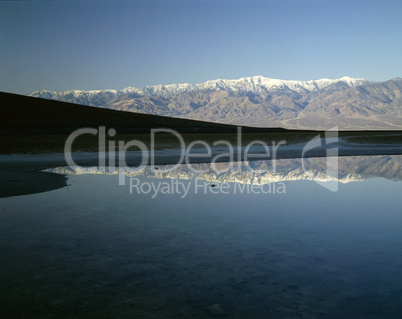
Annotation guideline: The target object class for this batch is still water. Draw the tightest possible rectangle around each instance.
[1,156,402,318]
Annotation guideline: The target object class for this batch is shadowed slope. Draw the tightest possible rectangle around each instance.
[0,92,290,134]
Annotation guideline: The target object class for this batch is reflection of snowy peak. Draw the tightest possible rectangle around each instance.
[45,155,402,185]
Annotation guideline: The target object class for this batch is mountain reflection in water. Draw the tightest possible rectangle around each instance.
[45,155,402,184]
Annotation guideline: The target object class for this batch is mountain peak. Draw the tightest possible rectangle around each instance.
[27,76,400,130]
[28,75,374,107]
[30,75,372,99]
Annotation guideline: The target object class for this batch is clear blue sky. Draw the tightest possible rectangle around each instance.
[1,0,402,94]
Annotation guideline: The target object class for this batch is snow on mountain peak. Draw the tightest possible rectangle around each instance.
[29,76,372,101]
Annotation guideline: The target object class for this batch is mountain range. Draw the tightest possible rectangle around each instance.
[29,76,402,130]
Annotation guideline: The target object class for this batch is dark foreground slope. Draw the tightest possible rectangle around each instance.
[0,92,291,134]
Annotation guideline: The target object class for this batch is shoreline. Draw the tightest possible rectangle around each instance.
[1,142,402,198]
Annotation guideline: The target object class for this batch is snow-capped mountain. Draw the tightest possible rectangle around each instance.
[29,76,402,130]
[30,76,370,102]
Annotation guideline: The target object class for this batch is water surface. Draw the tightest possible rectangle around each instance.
[1,156,402,318]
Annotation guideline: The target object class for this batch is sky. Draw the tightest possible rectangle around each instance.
[1,0,402,95]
